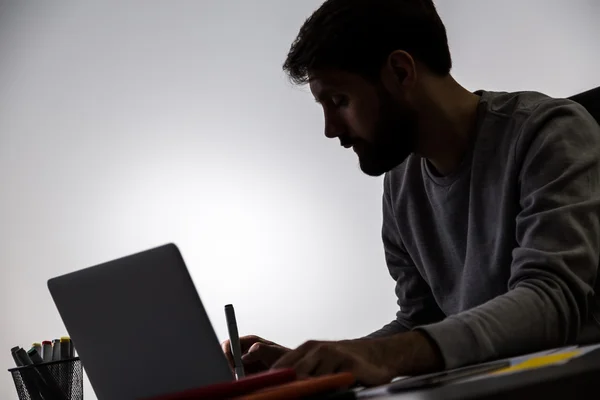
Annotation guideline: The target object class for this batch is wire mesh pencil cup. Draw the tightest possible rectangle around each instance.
[8,357,83,400]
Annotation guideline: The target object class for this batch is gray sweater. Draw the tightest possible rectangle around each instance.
[369,90,600,369]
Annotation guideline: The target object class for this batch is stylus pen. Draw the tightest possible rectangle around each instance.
[225,304,246,379]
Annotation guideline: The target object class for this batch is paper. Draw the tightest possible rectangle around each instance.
[462,343,600,382]
[490,351,581,375]
[357,343,600,395]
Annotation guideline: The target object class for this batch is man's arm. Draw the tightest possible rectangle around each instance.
[366,172,446,338]
[418,99,600,369]
[270,173,446,383]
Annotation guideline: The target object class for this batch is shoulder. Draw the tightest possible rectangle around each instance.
[479,89,599,145]
[478,89,582,118]
[477,89,600,167]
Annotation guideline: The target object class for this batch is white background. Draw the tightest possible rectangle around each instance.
[1,0,599,398]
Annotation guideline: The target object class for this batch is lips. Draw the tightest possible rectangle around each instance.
[340,139,353,149]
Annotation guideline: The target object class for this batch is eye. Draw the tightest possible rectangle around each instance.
[331,95,349,108]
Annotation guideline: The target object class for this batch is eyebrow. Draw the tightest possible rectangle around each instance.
[312,86,339,104]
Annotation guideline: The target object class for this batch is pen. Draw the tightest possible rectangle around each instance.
[225,304,245,379]
[60,336,73,396]
[11,346,23,367]
[42,341,53,362]
[32,343,42,356]
[27,347,69,400]
[13,347,45,400]
[15,347,34,366]
[52,339,61,361]
[11,347,42,400]
[60,337,72,360]
[28,348,45,364]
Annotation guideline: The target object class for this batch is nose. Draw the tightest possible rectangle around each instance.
[324,112,342,139]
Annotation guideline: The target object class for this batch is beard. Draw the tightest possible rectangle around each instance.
[354,90,419,177]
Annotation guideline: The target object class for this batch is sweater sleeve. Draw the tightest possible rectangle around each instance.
[366,173,446,338]
[418,99,600,368]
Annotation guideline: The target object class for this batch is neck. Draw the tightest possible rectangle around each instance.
[415,75,481,176]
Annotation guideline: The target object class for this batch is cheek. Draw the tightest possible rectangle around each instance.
[345,107,377,141]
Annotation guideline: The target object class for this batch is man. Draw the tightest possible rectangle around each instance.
[222,0,600,387]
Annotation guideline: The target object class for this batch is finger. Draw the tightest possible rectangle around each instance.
[238,335,264,353]
[241,342,265,362]
[225,335,264,359]
[223,337,263,367]
[271,340,319,370]
[271,348,306,370]
[221,340,235,367]
[293,351,322,378]
[243,343,287,367]
[295,345,342,378]
[312,353,343,377]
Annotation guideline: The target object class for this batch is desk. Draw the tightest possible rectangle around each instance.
[368,345,600,399]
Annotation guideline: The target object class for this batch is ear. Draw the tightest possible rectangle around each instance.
[380,50,417,93]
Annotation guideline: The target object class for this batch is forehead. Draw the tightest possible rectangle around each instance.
[308,70,364,97]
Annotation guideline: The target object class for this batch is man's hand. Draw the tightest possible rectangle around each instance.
[221,335,291,375]
[270,331,444,387]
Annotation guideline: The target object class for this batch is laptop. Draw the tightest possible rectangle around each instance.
[47,243,233,400]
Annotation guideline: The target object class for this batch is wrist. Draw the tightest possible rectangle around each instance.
[376,330,445,377]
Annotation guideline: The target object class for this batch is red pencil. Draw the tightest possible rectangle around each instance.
[231,372,356,400]
[142,368,297,400]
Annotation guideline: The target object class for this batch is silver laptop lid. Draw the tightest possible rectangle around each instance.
[48,243,232,400]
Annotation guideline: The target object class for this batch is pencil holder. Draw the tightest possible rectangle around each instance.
[8,357,83,400]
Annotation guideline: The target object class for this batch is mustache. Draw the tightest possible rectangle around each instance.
[339,136,354,147]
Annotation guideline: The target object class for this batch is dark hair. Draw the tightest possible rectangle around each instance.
[283,0,451,85]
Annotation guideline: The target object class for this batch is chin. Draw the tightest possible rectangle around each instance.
[358,153,411,177]
[358,160,389,177]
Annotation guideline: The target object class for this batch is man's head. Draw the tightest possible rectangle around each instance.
[283,0,451,176]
